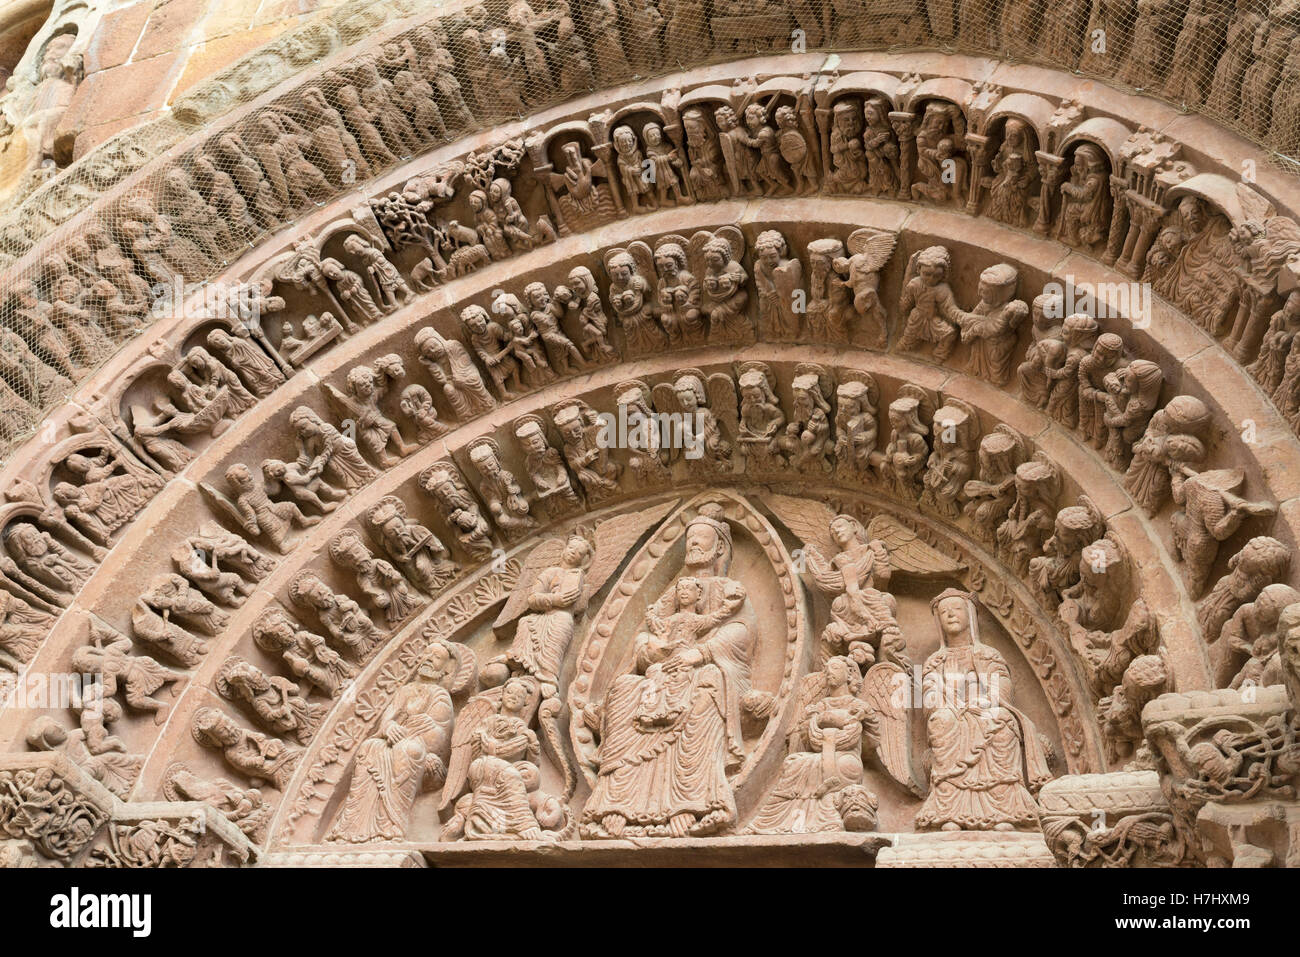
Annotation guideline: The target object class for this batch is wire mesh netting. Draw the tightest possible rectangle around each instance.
[0,0,1295,457]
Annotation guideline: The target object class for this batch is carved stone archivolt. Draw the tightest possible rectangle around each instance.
[1,33,1300,866]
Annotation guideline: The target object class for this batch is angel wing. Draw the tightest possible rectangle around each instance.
[651,381,683,462]
[492,538,567,631]
[198,481,256,536]
[845,227,898,274]
[788,669,828,749]
[762,492,837,556]
[584,499,679,604]
[439,691,500,809]
[860,661,925,797]
[865,514,965,577]
[715,225,745,261]
[897,383,935,426]
[706,372,739,439]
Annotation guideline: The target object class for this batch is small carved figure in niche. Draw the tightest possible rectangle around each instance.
[329,529,422,624]
[962,425,1026,542]
[1101,359,1164,470]
[714,104,761,196]
[252,607,356,698]
[984,119,1037,227]
[550,140,618,231]
[953,264,1029,385]
[70,626,183,729]
[643,122,691,206]
[522,282,586,375]
[753,230,804,340]
[1029,499,1106,607]
[651,237,705,345]
[49,450,163,549]
[179,345,258,422]
[615,380,671,481]
[613,125,656,215]
[559,266,617,362]
[320,257,383,329]
[695,228,751,344]
[1199,536,1293,648]
[921,402,979,518]
[495,295,551,387]
[827,101,868,194]
[420,463,494,561]
[206,326,285,399]
[289,405,379,492]
[1046,314,1099,430]
[736,364,787,468]
[776,366,834,473]
[191,708,300,790]
[745,103,794,194]
[1124,395,1210,514]
[461,304,524,401]
[326,642,468,843]
[834,376,881,479]
[441,676,572,841]
[173,523,271,605]
[682,106,727,202]
[467,440,535,538]
[1066,329,1121,446]
[897,245,962,360]
[327,356,417,468]
[656,370,736,473]
[882,394,931,498]
[912,590,1051,832]
[131,574,223,667]
[2,523,94,601]
[1172,471,1277,598]
[829,227,897,347]
[199,462,320,554]
[1055,144,1110,249]
[367,496,458,595]
[341,234,413,313]
[553,400,621,500]
[215,656,321,745]
[603,245,665,355]
[398,384,448,444]
[515,417,581,517]
[775,104,818,194]
[996,459,1060,577]
[289,571,383,658]
[748,656,880,834]
[413,326,496,421]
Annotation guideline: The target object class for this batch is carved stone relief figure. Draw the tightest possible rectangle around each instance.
[922,400,979,518]
[962,425,1026,542]
[1046,314,1099,430]
[252,606,357,698]
[694,227,751,344]
[1029,498,1106,608]
[191,708,301,791]
[69,625,183,734]
[996,458,1061,576]
[552,400,622,501]
[419,463,495,561]
[911,590,1052,831]
[681,106,727,202]
[1101,359,1164,470]
[161,765,272,842]
[173,521,272,605]
[206,326,286,399]
[603,244,666,357]
[52,448,164,546]
[2,523,94,603]
[748,656,880,834]
[1124,395,1210,514]
[199,462,321,555]
[898,245,962,360]
[467,438,535,539]
[736,362,786,469]
[651,236,705,346]
[413,326,496,421]
[515,415,581,518]
[882,391,932,498]
[1055,144,1111,250]
[366,496,459,596]
[325,356,417,468]
[580,504,754,838]
[215,655,322,744]
[521,282,585,377]
[288,571,382,659]
[0,589,51,666]
[833,374,881,480]
[614,379,671,482]
[558,265,617,362]
[1172,473,1277,597]
[776,365,834,473]
[461,303,523,401]
[1198,536,1292,643]
[442,675,572,841]
[753,229,804,340]
[326,641,468,843]
[289,405,379,493]
[826,100,868,194]
[329,529,422,624]
[953,263,1028,385]
[653,370,737,474]
[131,574,224,668]
[714,104,761,196]
[984,119,1037,227]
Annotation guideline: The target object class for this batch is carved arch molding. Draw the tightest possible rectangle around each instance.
[0,50,1298,869]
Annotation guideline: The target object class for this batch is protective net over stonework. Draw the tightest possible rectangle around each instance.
[0,0,1294,457]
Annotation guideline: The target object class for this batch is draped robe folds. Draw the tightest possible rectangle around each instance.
[583,577,753,827]
[1152,218,1238,334]
[328,683,452,842]
[508,565,584,686]
[913,645,1050,831]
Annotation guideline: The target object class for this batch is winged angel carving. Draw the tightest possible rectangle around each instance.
[765,496,1051,830]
